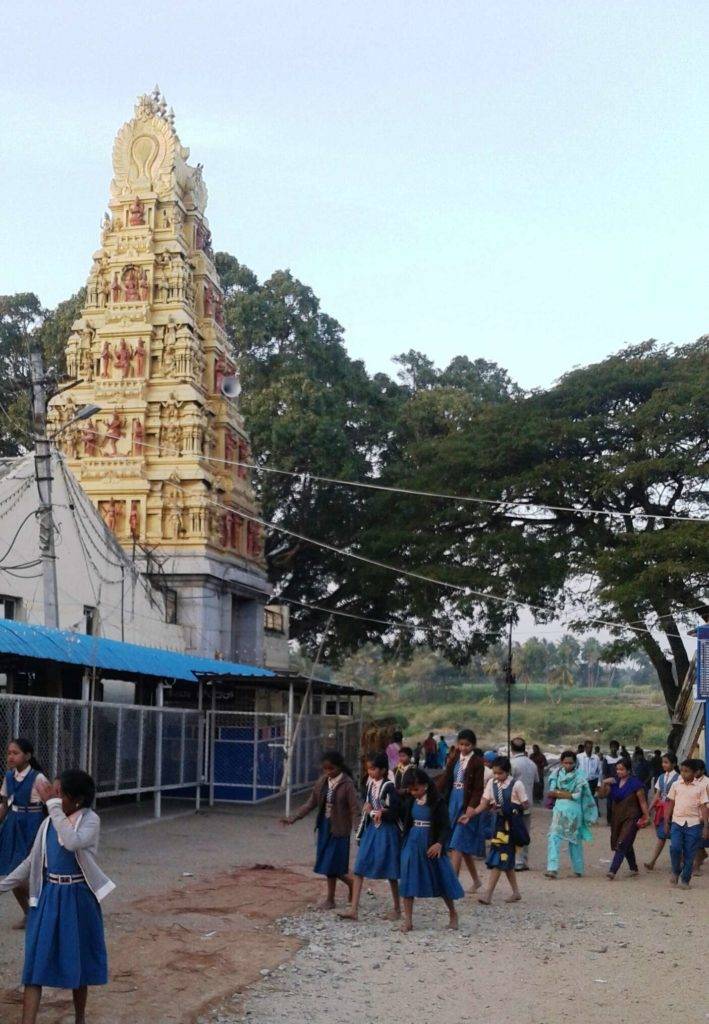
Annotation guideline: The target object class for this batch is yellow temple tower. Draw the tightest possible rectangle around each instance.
[50,87,270,662]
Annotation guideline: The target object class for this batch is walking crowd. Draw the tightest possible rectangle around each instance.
[283,731,709,931]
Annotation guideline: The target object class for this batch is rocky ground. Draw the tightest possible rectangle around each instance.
[0,800,705,1024]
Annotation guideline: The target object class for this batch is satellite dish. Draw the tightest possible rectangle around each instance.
[221,375,242,399]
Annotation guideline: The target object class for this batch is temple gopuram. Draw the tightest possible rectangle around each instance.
[49,88,270,663]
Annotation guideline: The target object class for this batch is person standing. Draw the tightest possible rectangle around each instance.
[470,756,529,905]
[644,752,679,871]
[394,747,416,796]
[602,740,622,824]
[577,740,602,801]
[282,751,359,909]
[423,733,437,770]
[510,737,538,871]
[545,751,598,878]
[664,759,709,889]
[631,747,653,794]
[437,730,485,892]
[437,735,449,769]
[530,744,548,803]
[385,731,403,773]
[597,756,650,880]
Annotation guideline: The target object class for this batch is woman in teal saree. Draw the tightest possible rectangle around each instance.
[545,750,599,878]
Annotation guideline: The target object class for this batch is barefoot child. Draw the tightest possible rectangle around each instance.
[437,729,485,892]
[340,753,401,921]
[471,756,528,905]
[399,769,464,932]
[282,750,359,909]
[0,769,114,1024]
[692,759,709,876]
[644,753,679,872]
[0,738,49,926]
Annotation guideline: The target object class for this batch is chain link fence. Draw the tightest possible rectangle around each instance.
[0,694,201,800]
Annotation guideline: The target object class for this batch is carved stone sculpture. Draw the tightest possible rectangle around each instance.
[114,338,132,379]
[128,198,145,225]
[103,410,124,455]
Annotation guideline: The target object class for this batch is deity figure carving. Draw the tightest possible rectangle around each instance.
[160,393,183,453]
[83,422,98,456]
[100,339,112,377]
[246,521,262,557]
[123,266,139,301]
[167,501,184,539]
[134,337,147,376]
[129,500,139,538]
[131,418,144,456]
[160,206,171,228]
[214,353,226,393]
[237,440,250,478]
[114,338,132,379]
[203,285,214,317]
[111,273,122,303]
[102,500,121,531]
[128,198,145,226]
[97,277,109,308]
[215,296,224,327]
[162,319,177,374]
[139,268,150,301]
[224,431,236,464]
[103,410,124,456]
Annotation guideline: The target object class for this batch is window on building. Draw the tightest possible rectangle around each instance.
[84,606,96,636]
[264,607,284,633]
[163,588,178,625]
[0,596,19,620]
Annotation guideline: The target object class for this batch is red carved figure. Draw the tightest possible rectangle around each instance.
[237,440,249,479]
[123,267,139,301]
[83,423,98,456]
[246,521,261,557]
[129,501,139,538]
[103,500,120,532]
[214,353,226,393]
[128,198,145,225]
[224,431,236,464]
[114,338,132,379]
[203,284,214,316]
[111,273,122,303]
[134,337,146,377]
[103,410,124,456]
[132,418,144,456]
[139,268,150,301]
[100,340,112,377]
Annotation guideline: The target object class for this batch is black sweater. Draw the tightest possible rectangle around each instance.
[401,794,453,850]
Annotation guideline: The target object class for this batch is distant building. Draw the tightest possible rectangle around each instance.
[49,87,270,665]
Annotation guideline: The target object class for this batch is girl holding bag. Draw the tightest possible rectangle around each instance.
[644,753,679,872]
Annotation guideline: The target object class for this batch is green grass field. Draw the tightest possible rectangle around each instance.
[368,681,670,749]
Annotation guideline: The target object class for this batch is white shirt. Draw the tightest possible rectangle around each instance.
[577,752,602,782]
[458,752,472,771]
[1,765,49,804]
[482,776,528,806]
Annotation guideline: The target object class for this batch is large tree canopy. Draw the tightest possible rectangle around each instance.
[3,261,707,730]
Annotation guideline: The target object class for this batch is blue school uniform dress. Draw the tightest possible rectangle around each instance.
[0,769,44,876]
[354,780,400,880]
[23,820,108,988]
[314,784,351,878]
[400,802,464,900]
[448,758,485,857]
[654,770,679,840]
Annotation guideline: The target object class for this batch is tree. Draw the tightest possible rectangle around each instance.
[515,637,552,701]
[362,341,708,735]
[0,290,83,455]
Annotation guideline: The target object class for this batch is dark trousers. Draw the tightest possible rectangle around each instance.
[609,822,638,875]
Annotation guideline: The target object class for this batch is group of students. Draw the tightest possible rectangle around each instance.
[0,737,113,1024]
[282,730,532,931]
[284,731,709,931]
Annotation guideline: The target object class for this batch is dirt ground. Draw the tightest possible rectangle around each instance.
[0,798,706,1024]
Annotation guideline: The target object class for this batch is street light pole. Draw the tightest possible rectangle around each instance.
[505,615,515,754]
[30,347,59,629]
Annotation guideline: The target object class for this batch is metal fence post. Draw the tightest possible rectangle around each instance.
[285,682,294,817]
[195,680,203,812]
[154,682,164,819]
[252,712,258,803]
[209,686,216,807]
[52,703,60,778]
[136,709,144,795]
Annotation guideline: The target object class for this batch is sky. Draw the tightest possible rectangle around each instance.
[2,1,709,391]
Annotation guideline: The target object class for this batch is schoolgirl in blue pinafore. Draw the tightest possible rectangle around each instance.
[354,778,401,880]
[400,801,464,900]
[23,820,108,988]
[448,758,486,858]
[314,781,351,878]
[485,779,528,872]
[0,768,45,876]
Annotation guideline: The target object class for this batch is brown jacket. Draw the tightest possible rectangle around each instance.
[436,752,485,811]
[293,774,360,837]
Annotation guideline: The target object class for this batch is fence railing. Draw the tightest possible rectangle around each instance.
[0,693,201,800]
[1,693,363,814]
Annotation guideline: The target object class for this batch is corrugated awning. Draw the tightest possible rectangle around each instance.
[0,619,275,684]
[196,670,375,698]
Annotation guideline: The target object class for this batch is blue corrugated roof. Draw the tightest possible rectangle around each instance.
[0,619,274,683]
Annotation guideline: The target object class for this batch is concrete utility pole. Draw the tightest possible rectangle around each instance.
[30,347,60,629]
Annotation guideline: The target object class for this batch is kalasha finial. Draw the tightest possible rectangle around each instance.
[152,84,161,104]
[167,106,175,128]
